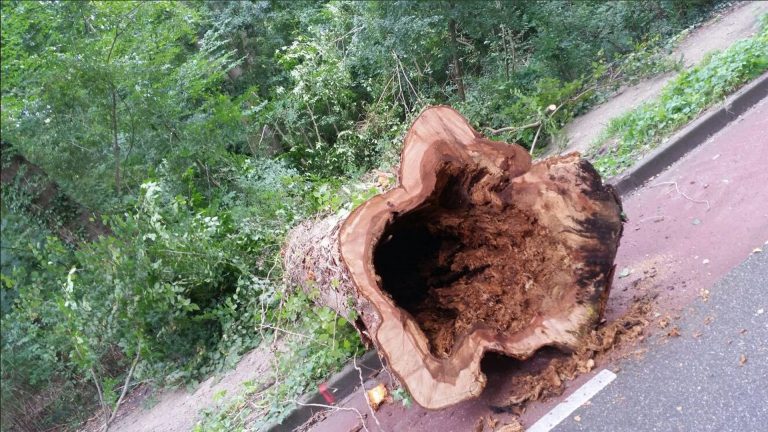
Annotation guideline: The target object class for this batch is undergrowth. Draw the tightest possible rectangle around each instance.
[192,291,364,431]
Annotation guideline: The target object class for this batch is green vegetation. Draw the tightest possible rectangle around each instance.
[0,1,739,430]
[592,14,768,176]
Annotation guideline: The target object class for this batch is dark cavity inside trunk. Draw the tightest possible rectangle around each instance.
[374,163,568,358]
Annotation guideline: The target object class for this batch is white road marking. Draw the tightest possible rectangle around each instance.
[526,369,617,432]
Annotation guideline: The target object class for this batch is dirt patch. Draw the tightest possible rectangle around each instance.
[78,340,282,432]
[1,147,110,242]
[375,162,566,358]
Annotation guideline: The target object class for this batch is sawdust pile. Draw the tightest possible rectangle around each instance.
[499,298,651,408]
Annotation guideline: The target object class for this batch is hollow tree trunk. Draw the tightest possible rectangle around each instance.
[283,106,623,409]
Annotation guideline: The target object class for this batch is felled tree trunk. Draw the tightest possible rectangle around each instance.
[283,106,623,409]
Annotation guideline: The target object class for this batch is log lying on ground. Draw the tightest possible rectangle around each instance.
[283,106,623,409]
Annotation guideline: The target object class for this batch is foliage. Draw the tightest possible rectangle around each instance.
[592,19,768,176]
[1,0,737,430]
[1,157,314,429]
[1,1,239,211]
[192,290,364,432]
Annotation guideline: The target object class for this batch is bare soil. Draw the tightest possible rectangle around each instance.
[80,342,280,432]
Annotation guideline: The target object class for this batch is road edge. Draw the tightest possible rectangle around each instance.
[610,71,768,195]
[266,350,383,432]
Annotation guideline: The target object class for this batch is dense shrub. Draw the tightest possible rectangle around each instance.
[1,0,736,429]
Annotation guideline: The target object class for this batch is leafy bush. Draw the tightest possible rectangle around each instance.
[1,158,316,429]
[193,290,364,431]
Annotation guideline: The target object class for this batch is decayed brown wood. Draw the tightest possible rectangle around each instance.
[283,106,623,409]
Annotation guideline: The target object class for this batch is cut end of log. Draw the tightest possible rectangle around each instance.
[286,106,623,409]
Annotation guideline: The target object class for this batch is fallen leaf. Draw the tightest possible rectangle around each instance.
[699,289,710,302]
[691,331,702,338]
[739,354,747,366]
[618,267,631,278]
[667,327,681,337]
[366,383,388,410]
[739,328,748,335]
[703,316,714,325]
[658,318,669,329]
[486,416,498,430]
[473,417,484,432]
[574,415,581,422]
[496,418,525,432]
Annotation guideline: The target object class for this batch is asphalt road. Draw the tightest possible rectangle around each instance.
[557,251,768,432]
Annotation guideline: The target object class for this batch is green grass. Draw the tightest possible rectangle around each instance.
[192,292,364,432]
[591,15,768,177]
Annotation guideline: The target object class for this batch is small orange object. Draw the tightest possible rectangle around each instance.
[366,383,388,410]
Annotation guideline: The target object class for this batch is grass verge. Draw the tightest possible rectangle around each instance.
[590,14,768,177]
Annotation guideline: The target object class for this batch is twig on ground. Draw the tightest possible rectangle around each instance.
[103,342,141,431]
[651,181,711,210]
[259,324,310,339]
[639,215,665,223]
[87,368,108,430]
[354,356,383,431]
[486,120,541,135]
[287,400,370,432]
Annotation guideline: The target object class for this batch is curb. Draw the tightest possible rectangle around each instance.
[266,350,382,432]
[610,71,768,195]
[267,72,768,431]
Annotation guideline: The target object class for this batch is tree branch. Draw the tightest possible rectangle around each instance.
[106,4,143,63]
[104,343,141,431]
[486,120,541,135]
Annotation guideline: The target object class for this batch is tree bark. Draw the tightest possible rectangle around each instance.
[284,106,623,409]
[448,19,466,101]
[110,84,121,196]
